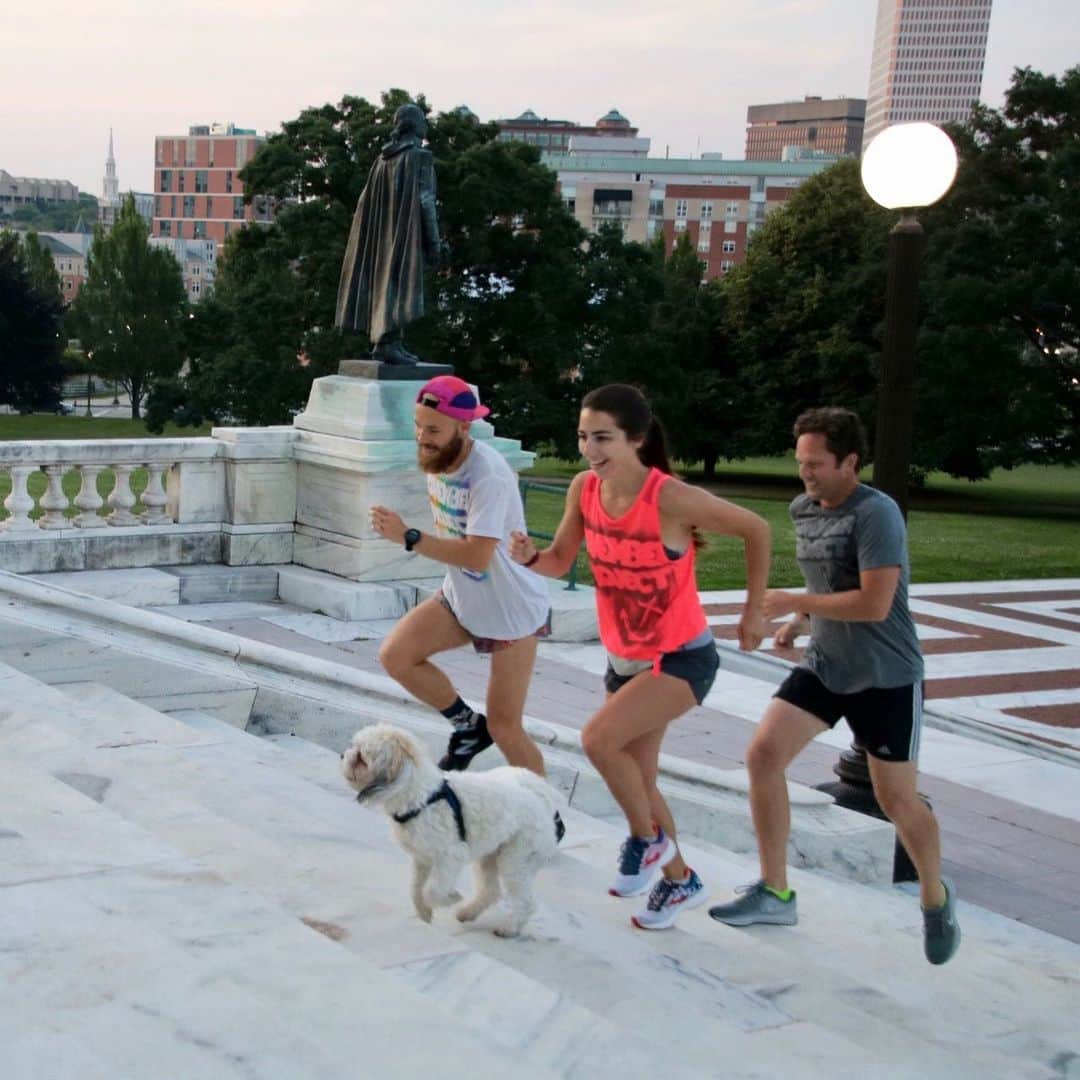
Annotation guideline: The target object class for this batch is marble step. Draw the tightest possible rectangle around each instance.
[0,615,256,726]
[260,727,1080,1080]
[0,755,544,1080]
[18,684,803,1077]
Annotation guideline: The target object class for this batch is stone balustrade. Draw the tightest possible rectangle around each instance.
[0,376,535,581]
[0,438,208,532]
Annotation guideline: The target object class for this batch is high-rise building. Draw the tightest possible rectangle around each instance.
[151,122,273,245]
[744,97,866,160]
[863,0,993,149]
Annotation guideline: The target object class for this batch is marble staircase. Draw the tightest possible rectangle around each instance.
[1,662,1077,1078]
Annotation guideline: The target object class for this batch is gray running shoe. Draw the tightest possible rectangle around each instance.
[708,880,798,926]
[923,876,961,965]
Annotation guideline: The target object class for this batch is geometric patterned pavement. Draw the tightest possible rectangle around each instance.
[705,580,1080,751]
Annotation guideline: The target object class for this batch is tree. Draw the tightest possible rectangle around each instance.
[917,66,1080,476]
[0,230,66,411]
[720,159,890,460]
[69,196,187,419]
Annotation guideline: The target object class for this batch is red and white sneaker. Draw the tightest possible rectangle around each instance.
[631,868,708,930]
[608,828,677,897]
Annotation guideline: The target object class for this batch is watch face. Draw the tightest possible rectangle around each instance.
[404,528,421,551]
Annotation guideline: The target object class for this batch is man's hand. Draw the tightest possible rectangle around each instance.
[773,614,810,651]
[370,504,407,545]
[763,588,801,621]
[737,607,766,652]
[509,529,537,565]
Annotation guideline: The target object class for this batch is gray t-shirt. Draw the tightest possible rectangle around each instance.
[791,485,924,693]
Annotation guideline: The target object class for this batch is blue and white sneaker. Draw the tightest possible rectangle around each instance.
[609,828,677,897]
[631,868,708,930]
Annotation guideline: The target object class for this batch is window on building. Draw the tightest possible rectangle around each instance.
[174,221,183,238]
[226,170,233,193]
[233,197,246,220]
[160,170,172,193]
[700,201,713,220]
[720,260,734,274]
[699,220,711,233]
[178,171,186,193]
[193,221,206,239]
[186,138,197,166]
[564,198,576,214]
[195,170,208,193]
[191,281,200,296]
[722,240,736,253]
[725,201,739,217]
[674,219,687,232]
[206,197,213,217]
[675,199,688,219]
[724,220,737,234]
[183,196,195,217]
[648,198,664,217]
[170,196,177,217]
[697,237,710,252]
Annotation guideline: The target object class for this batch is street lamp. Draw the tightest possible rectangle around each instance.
[861,122,958,517]
[816,124,958,881]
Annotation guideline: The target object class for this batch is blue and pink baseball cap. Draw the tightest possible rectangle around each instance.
[415,375,490,421]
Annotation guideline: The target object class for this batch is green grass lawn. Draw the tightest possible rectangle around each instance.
[520,463,1080,591]
[0,415,212,441]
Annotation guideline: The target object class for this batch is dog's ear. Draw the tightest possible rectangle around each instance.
[382,728,420,780]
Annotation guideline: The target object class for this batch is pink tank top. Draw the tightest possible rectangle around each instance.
[580,468,708,671]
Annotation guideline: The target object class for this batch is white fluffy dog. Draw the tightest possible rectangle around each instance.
[341,723,560,937]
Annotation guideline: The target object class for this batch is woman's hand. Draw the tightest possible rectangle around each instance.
[509,529,537,565]
[737,607,767,652]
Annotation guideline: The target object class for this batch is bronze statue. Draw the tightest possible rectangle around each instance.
[335,103,443,366]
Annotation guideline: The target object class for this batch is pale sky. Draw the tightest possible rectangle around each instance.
[3,0,1077,197]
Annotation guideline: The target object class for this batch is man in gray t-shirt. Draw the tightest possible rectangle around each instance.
[792,484,923,694]
[708,407,960,967]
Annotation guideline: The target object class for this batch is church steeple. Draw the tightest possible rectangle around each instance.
[103,128,119,206]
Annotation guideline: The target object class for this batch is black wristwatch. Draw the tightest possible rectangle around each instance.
[403,527,422,552]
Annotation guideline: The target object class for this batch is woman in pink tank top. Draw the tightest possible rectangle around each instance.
[511,384,771,930]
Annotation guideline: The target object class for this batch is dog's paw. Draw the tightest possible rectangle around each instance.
[413,902,433,924]
[424,888,463,909]
[456,902,482,923]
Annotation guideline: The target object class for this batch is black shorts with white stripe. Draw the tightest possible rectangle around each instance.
[774,668,925,763]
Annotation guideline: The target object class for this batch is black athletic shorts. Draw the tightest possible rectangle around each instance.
[604,640,720,706]
[774,667,925,763]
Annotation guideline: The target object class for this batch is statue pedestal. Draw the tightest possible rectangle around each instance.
[338,358,452,380]
[290,374,534,582]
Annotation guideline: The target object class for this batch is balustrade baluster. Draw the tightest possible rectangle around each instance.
[73,465,106,527]
[2,465,38,531]
[38,464,69,529]
[106,464,140,526]
[140,463,173,525]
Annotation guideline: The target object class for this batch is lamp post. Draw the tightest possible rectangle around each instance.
[815,123,958,880]
[861,122,958,517]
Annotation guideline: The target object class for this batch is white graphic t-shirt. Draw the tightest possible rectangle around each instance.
[427,439,550,640]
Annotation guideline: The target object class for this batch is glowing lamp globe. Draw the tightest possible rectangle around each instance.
[860,123,958,210]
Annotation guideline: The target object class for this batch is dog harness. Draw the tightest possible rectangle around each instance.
[392,779,467,841]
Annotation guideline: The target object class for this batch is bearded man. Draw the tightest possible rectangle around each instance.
[370,376,554,783]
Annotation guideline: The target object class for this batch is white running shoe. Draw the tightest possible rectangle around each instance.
[608,828,677,897]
